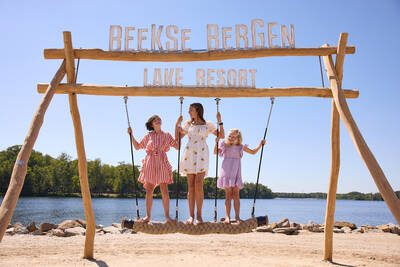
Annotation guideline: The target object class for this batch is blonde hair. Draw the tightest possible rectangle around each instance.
[226,129,243,147]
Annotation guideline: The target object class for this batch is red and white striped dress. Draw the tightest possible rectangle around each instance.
[138,131,176,188]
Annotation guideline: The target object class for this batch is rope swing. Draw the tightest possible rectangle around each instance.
[123,95,140,219]
[175,96,184,220]
[251,97,275,218]
[214,97,221,222]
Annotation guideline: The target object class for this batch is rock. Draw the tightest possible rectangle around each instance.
[120,228,136,234]
[65,227,86,236]
[102,226,121,234]
[15,226,29,234]
[269,222,277,229]
[40,222,57,232]
[290,222,301,230]
[75,219,87,228]
[112,223,121,229]
[96,224,104,229]
[49,229,66,237]
[5,228,15,235]
[281,221,290,228]
[342,226,352,233]
[353,227,364,233]
[334,221,357,230]
[14,222,24,228]
[7,224,12,229]
[376,224,391,233]
[255,225,273,232]
[27,222,38,232]
[277,218,289,228]
[273,227,298,235]
[388,223,399,234]
[333,228,344,233]
[32,230,45,236]
[58,220,83,230]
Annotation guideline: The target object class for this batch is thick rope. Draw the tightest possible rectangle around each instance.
[214,98,221,222]
[319,56,325,88]
[121,216,268,235]
[175,97,184,220]
[251,97,275,217]
[124,95,140,218]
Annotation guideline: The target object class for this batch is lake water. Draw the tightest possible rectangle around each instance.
[2,197,396,227]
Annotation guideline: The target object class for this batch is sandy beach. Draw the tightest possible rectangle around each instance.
[1,231,399,267]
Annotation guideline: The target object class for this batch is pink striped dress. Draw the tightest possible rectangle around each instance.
[138,131,177,188]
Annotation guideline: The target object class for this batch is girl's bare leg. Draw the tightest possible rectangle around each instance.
[186,174,196,224]
[141,183,155,223]
[224,188,233,223]
[194,172,206,224]
[233,186,242,223]
[159,183,173,223]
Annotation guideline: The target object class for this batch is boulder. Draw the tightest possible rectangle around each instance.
[333,228,344,233]
[40,222,57,232]
[5,228,15,235]
[96,224,104,229]
[7,224,12,229]
[112,223,121,229]
[75,219,87,228]
[342,226,352,233]
[27,222,38,232]
[353,227,364,233]
[388,223,399,234]
[121,228,136,234]
[255,225,273,232]
[273,227,298,235]
[15,226,29,234]
[102,226,121,234]
[290,222,302,230]
[49,229,66,237]
[32,230,45,236]
[277,218,289,228]
[65,227,86,236]
[58,220,83,230]
[14,222,24,228]
[281,221,290,228]
[376,224,392,233]
[334,221,357,230]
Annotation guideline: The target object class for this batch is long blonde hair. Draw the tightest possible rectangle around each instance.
[226,129,243,147]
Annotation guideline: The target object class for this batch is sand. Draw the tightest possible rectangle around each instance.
[1,231,399,267]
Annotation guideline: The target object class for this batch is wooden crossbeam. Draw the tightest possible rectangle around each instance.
[37,84,359,98]
[43,46,356,62]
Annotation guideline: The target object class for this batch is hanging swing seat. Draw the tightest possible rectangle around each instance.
[121,215,268,235]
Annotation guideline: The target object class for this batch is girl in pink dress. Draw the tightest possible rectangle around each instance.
[214,129,265,224]
[128,115,179,223]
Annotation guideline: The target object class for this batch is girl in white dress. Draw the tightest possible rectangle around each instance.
[176,103,225,224]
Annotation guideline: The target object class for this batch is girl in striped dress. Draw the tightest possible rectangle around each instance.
[128,115,179,223]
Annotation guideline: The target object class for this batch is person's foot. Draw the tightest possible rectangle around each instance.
[223,217,231,224]
[195,216,204,224]
[184,217,194,225]
[137,216,150,223]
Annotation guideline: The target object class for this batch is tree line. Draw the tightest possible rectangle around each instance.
[1,146,398,201]
[0,145,273,199]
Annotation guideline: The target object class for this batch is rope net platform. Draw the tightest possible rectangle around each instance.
[121,216,268,235]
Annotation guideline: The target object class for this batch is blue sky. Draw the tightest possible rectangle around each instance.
[0,0,399,193]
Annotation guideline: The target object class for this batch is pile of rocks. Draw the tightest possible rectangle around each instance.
[5,219,136,237]
[255,219,400,235]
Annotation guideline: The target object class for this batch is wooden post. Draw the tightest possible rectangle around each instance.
[0,60,66,242]
[323,33,348,262]
[323,46,400,226]
[36,84,359,99]
[63,31,96,259]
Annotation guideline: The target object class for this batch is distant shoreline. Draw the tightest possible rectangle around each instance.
[2,191,398,201]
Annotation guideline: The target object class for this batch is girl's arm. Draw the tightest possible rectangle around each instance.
[127,127,141,150]
[175,116,186,141]
[213,112,225,139]
[213,137,222,155]
[243,139,266,155]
